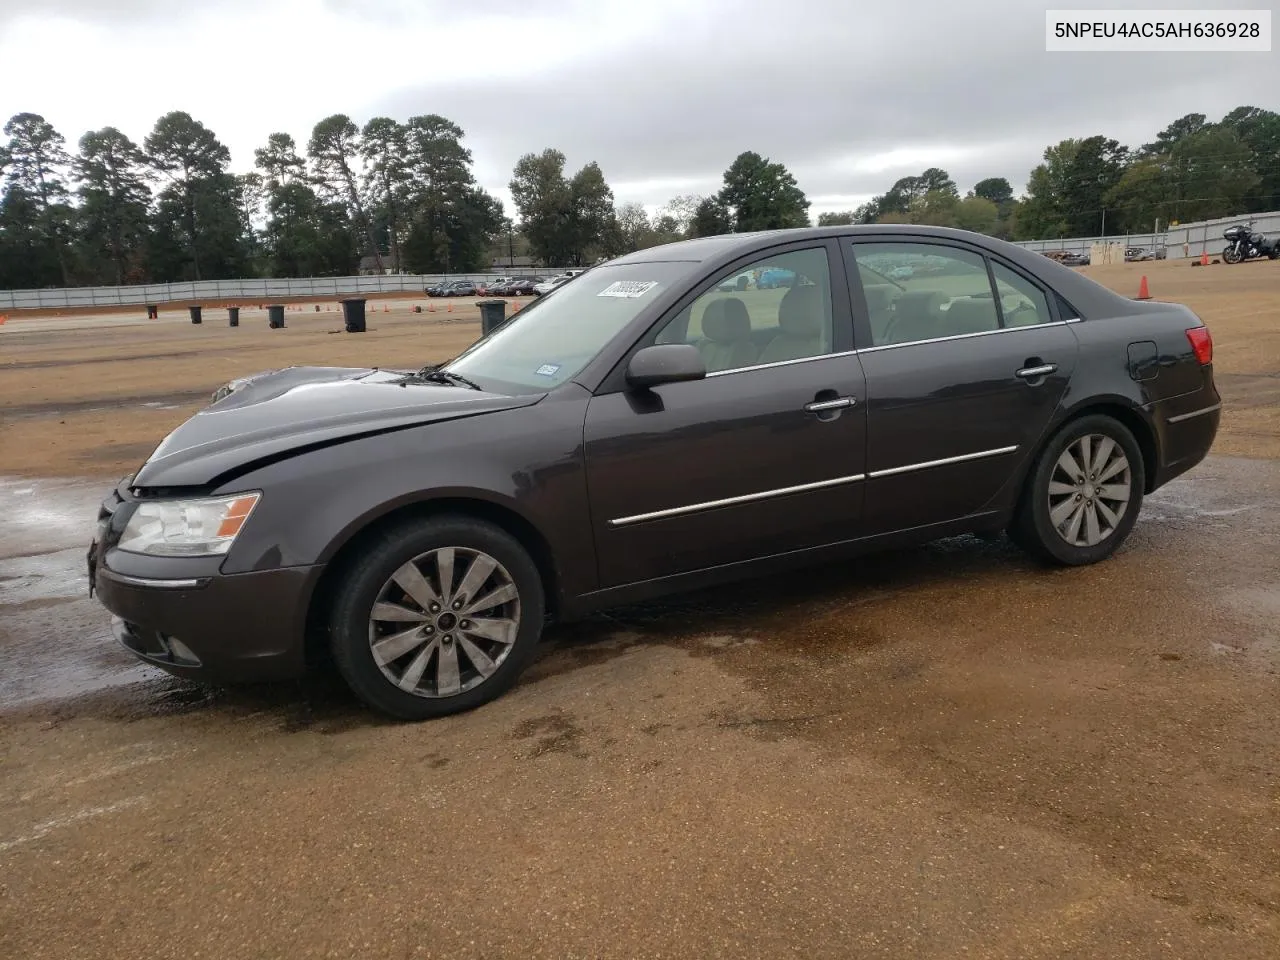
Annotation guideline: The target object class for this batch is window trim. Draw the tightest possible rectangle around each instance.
[593,238,854,394]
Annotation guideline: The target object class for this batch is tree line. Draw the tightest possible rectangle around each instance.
[0,110,505,290]
[2,104,1277,289]
[815,106,1280,240]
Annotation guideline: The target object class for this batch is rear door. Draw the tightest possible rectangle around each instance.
[843,238,1079,535]
[583,242,868,588]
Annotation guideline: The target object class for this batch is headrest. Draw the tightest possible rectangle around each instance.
[701,297,751,342]
[777,284,823,337]
[894,290,945,315]
[942,297,999,334]
[862,283,896,314]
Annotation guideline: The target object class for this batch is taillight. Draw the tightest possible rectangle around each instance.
[1186,326,1213,365]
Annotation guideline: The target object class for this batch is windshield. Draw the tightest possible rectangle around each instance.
[444,261,697,391]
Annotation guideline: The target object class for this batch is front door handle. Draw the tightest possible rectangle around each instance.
[1016,363,1058,380]
[804,396,856,412]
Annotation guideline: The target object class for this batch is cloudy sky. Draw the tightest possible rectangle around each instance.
[0,0,1268,218]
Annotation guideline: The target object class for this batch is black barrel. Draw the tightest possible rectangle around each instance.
[340,298,367,333]
[477,299,507,336]
[228,307,240,327]
[189,305,203,325]
[267,305,286,329]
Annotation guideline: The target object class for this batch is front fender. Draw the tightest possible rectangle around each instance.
[214,390,599,603]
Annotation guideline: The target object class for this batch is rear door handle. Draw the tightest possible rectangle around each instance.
[804,396,856,412]
[1016,363,1057,380]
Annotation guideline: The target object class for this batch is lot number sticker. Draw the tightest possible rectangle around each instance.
[597,281,658,299]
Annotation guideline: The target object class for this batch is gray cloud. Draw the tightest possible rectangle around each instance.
[374,0,1264,210]
[2,0,1265,215]
[0,0,256,27]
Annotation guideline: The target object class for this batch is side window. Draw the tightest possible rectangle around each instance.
[852,242,999,346]
[990,261,1053,327]
[653,248,833,373]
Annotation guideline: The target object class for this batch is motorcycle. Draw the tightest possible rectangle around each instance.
[1222,221,1280,263]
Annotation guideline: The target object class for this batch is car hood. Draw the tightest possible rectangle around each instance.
[132,365,542,488]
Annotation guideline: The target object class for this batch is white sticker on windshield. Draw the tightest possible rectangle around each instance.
[597,280,658,299]
[535,363,561,377]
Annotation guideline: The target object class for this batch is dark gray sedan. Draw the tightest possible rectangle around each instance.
[88,226,1221,719]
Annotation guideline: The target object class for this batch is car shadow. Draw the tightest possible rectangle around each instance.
[13,533,1037,731]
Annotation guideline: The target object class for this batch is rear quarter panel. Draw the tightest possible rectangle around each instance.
[1059,301,1219,488]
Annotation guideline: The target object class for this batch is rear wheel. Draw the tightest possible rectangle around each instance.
[330,516,545,719]
[1010,415,1145,566]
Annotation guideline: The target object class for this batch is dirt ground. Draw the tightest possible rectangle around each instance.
[2,261,1279,958]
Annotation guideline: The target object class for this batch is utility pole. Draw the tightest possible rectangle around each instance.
[1100,208,1106,239]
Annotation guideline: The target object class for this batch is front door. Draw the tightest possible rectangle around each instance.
[584,244,868,588]
[844,239,1079,535]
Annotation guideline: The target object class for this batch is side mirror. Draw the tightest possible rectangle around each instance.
[625,344,706,390]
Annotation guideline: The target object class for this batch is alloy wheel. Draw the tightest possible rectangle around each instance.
[1047,433,1132,548]
[368,547,521,698]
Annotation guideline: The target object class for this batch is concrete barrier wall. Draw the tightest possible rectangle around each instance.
[6,207,1280,310]
[1010,209,1280,260]
[0,269,549,311]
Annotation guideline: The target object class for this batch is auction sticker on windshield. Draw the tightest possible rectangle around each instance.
[597,281,658,298]
[535,363,561,377]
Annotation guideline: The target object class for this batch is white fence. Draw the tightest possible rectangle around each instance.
[1011,209,1280,260]
[0,269,547,311]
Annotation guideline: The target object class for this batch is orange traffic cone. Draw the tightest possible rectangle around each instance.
[447,302,453,313]
[1136,275,1151,300]
[383,303,389,313]
[1200,251,1209,266]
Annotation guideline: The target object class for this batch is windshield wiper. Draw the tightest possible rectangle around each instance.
[413,367,484,391]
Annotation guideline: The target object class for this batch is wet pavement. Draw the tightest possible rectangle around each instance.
[2,458,1279,958]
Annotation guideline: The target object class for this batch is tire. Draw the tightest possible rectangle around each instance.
[1009,415,1145,567]
[329,515,546,720]
[1223,244,1242,264]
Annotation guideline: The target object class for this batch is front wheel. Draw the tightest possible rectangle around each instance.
[329,516,546,719]
[1009,415,1145,567]
[1223,244,1243,264]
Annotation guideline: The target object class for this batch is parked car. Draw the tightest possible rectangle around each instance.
[757,267,795,288]
[1125,247,1158,262]
[532,275,572,296]
[1059,252,1090,266]
[504,277,543,296]
[447,280,477,297]
[88,225,1220,720]
[426,280,464,297]
[717,271,753,292]
[476,278,513,295]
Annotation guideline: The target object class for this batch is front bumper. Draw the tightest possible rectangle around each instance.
[94,560,320,682]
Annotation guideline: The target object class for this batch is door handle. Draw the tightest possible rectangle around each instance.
[1015,363,1057,380]
[804,396,856,412]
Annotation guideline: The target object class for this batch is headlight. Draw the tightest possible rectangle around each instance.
[117,493,261,557]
